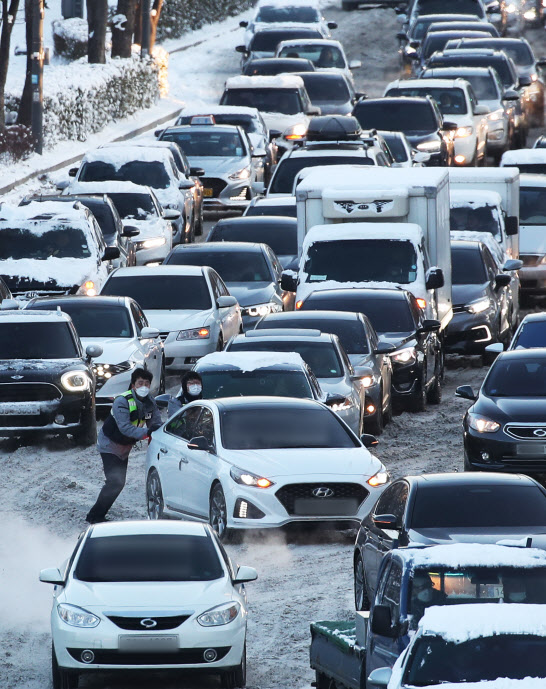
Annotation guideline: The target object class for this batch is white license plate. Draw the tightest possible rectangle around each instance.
[118,634,178,653]
[516,444,546,456]
[0,406,40,415]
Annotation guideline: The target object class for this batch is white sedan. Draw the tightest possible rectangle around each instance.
[100,266,242,368]
[40,520,257,689]
[146,396,390,540]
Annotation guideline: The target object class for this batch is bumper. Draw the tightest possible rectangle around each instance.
[201,177,252,211]
[520,264,546,295]
[453,135,479,166]
[161,332,218,368]
[465,429,546,473]
[134,243,170,267]
[445,311,494,354]
[391,361,420,401]
[0,394,91,435]
[485,123,509,152]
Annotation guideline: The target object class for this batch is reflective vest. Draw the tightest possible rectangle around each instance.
[102,390,144,446]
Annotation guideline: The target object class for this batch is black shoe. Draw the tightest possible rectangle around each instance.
[85,515,110,524]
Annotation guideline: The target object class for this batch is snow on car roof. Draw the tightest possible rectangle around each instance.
[225,74,304,89]
[66,181,154,196]
[0,310,73,324]
[109,265,205,277]
[420,603,546,642]
[196,351,306,371]
[178,105,261,118]
[82,146,174,167]
[386,78,469,90]
[277,38,342,48]
[89,520,209,538]
[296,164,448,191]
[402,543,546,569]
[501,149,546,165]
[450,189,503,207]
[448,167,519,184]
[256,0,320,8]
[253,196,296,205]
[0,201,88,227]
[303,222,423,249]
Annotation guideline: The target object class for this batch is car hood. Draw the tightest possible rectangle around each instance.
[80,337,136,364]
[0,257,97,295]
[520,225,546,254]
[311,100,353,116]
[149,185,182,208]
[378,332,414,349]
[405,131,440,145]
[122,217,169,240]
[143,309,213,331]
[187,156,250,176]
[221,446,381,479]
[261,112,309,135]
[279,254,298,270]
[452,282,488,307]
[0,359,86,380]
[63,577,234,610]
[225,281,275,307]
[315,376,352,398]
[247,132,265,150]
[475,395,546,423]
[408,526,546,547]
[348,353,374,369]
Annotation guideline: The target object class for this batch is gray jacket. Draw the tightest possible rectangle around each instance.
[98,393,162,461]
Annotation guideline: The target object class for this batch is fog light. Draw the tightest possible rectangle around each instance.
[204,648,217,663]
[80,650,94,664]
[366,404,376,414]
[481,451,490,461]
[454,154,466,164]
[54,415,65,424]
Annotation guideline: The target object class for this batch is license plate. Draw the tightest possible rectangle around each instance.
[516,444,546,456]
[203,188,213,197]
[293,498,358,516]
[119,634,178,653]
[0,405,40,415]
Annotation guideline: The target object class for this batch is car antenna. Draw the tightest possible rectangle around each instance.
[526,537,533,548]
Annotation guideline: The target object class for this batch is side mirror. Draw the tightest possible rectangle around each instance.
[474,104,490,115]
[503,258,523,271]
[495,273,511,289]
[102,246,120,261]
[269,129,282,141]
[374,342,396,355]
[190,167,205,177]
[396,31,408,41]
[68,167,78,177]
[327,21,338,29]
[419,319,441,333]
[484,342,504,363]
[140,326,160,339]
[0,298,20,310]
[306,105,322,116]
[233,565,258,584]
[155,393,172,409]
[519,75,532,88]
[443,121,458,131]
[354,91,366,100]
[122,225,140,238]
[187,435,211,451]
[505,216,518,235]
[280,271,298,292]
[368,667,393,688]
[426,267,444,290]
[154,128,164,138]
[39,567,64,585]
[370,604,397,638]
[373,513,400,529]
[455,384,477,401]
[86,343,103,359]
[239,20,248,27]
[217,295,238,308]
[235,45,248,54]
[502,89,520,101]
[56,180,70,190]
[179,179,194,190]
[349,60,362,70]
[163,208,181,220]
[360,433,379,448]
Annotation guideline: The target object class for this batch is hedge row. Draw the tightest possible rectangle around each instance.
[156,0,254,41]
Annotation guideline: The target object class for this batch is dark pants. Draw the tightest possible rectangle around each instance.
[86,453,128,521]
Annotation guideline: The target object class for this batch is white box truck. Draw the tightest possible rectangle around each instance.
[292,165,452,330]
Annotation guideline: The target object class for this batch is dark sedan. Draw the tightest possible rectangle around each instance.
[242,57,315,75]
[354,471,546,608]
[457,349,546,473]
[299,288,442,412]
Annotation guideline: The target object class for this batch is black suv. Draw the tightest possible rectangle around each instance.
[0,310,101,445]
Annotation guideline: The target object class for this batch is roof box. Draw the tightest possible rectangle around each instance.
[306,115,362,142]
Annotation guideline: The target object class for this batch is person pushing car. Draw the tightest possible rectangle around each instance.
[86,368,162,524]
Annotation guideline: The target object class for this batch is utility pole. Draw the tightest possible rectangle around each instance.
[31,0,44,153]
[140,0,150,57]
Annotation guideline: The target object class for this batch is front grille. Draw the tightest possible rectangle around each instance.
[0,416,47,428]
[505,425,546,440]
[276,482,368,516]
[520,254,542,267]
[106,615,190,631]
[67,647,231,666]
[0,383,61,402]
[201,178,227,198]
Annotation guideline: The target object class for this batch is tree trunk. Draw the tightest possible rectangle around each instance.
[133,0,141,47]
[0,0,21,129]
[111,0,138,59]
[87,0,108,63]
[149,0,163,52]
[16,0,32,126]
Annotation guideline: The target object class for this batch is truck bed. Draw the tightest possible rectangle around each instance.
[310,620,366,689]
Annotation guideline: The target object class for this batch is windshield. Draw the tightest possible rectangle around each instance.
[512,163,546,174]
[107,193,157,220]
[450,204,501,237]
[176,114,258,133]
[388,86,467,115]
[0,322,79,359]
[245,202,297,217]
[416,0,485,17]
[79,160,171,189]
[165,249,271,283]
[302,294,416,333]
[28,303,133,338]
[451,247,487,285]
[514,321,546,348]
[0,226,92,260]
[229,340,343,377]
[222,88,302,115]
[519,187,546,225]
[434,56,513,87]
[499,42,534,66]
[484,355,546,397]
[270,156,374,194]
[250,30,319,51]
[162,130,245,158]
[220,406,358,449]
[413,484,546,527]
[278,44,346,69]
[101,275,212,310]
[354,101,436,133]
[256,6,320,22]
[406,635,546,684]
[304,239,418,285]
[200,369,313,399]
[301,75,350,103]
[258,316,369,354]
[453,73,498,100]
[78,201,115,237]
[75,534,223,582]
[383,135,409,163]
[209,223,297,255]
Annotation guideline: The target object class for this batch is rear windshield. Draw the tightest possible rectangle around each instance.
[220,406,358,449]
[258,316,369,354]
[165,249,271,283]
[0,226,92,260]
[101,275,212,310]
[176,114,258,134]
[412,485,546,527]
[75,534,223,582]
[28,302,133,338]
[229,339,342,377]
[222,88,302,116]
[79,161,171,189]
[451,247,487,285]
[107,193,157,220]
[430,56,513,87]
[0,322,79,359]
[256,6,320,23]
[520,188,546,225]
[250,29,321,52]
[387,86,467,115]
[271,155,375,194]
[301,74,351,103]
[209,222,297,255]
[245,202,297,218]
[354,101,436,133]
[450,204,501,237]
[200,369,313,399]
[161,131,245,158]
[458,73,499,100]
[278,44,346,70]
[484,355,546,397]
[510,163,546,175]
[416,0,485,18]
[514,321,546,349]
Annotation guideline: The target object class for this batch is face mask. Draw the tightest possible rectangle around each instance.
[507,592,526,603]
[188,384,202,396]
[135,386,150,398]
[416,588,433,603]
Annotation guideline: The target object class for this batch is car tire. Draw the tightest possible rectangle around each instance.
[365,390,383,435]
[52,646,78,689]
[221,643,246,688]
[354,554,371,611]
[158,358,166,394]
[316,670,336,689]
[72,402,97,447]
[408,376,427,413]
[146,469,165,520]
[209,483,239,543]
[194,212,204,237]
[426,373,442,405]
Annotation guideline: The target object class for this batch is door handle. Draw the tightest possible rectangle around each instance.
[160,447,168,454]
[179,458,188,469]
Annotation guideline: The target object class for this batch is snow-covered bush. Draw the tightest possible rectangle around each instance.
[0,125,34,163]
[52,17,88,60]
[156,0,254,41]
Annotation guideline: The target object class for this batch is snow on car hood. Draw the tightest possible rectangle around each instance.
[80,337,137,364]
[143,309,213,332]
[261,112,309,135]
[520,225,546,254]
[0,257,97,289]
[122,216,170,241]
[221,446,381,479]
[187,156,250,176]
[225,281,276,307]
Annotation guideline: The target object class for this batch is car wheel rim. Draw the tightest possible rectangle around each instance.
[211,488,227,537]
[147,473,162,520]
[355,558,365,609]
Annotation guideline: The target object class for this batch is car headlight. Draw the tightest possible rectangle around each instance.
[367,468,390,487]
[228,168,251,180]
[57,603,100,628]
[456,126,473,138]
[468,413,500,433]
[230,465,274,488]
[137,237,166,249]
[530,73,538,82]
[466,297,491,314]
[243,302,283,317]
[506,3,516,12]
[416,140,441,152]
[76,279,97,296]
[93,361,135,379]
[176,327,210,340]
[539,255,546,265]
[284,123,308,141]
[61,371,91,392]
[360,374,376,388]
[197,602,240,627]
[328,396,354,412]
[390,346,417,365]
[488,109,504,122]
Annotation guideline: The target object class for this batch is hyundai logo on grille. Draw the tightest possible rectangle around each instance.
[533,429,546,437]
[140,618,157,628]
[312,487,335,498]
[10,375,23,380]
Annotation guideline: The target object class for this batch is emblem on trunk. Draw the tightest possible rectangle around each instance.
[10,375,24,380]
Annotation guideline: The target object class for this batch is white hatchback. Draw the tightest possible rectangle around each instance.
[40,520,257,689]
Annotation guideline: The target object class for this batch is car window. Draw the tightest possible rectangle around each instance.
[380,561,402,622]
[166,249,271,283]
[165,406,202,440]
[451,247,487,285]
[208,271,224,302]
[354,101,437,134]
[102,274,213,310]
[374,481,409,523]
[514,321,546,349]
[194,407,215,447]
[269,155,376,195]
